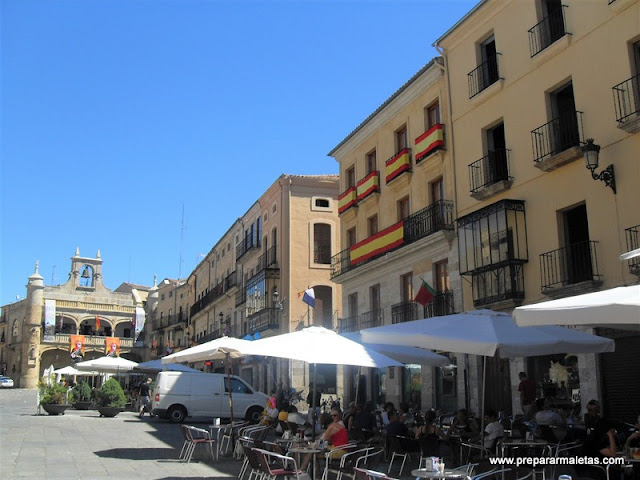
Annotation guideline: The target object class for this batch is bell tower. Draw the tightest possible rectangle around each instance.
[70,247,104,290]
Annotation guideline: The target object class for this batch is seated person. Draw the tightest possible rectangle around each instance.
[344,402,358,432]
[385,410,409,437]
[351,402,377,440]
[380,402,395,426]
[584,399,602,436]
[260,395,279,426]
[625,412,640,450]
[535,398,565,427]
[415,410,448,457]
[301,408,349,470]
[451,408,479,440]
[483,409,505,450]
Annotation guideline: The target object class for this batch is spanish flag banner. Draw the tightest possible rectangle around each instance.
[105,337,120,357]
[349,221,404,265]
[385,148,412,183]
[338,187,357,214]
[414,124,445,163]
[356,171,380,201]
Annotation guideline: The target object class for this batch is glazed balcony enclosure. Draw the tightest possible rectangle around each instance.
[331,200,454,279]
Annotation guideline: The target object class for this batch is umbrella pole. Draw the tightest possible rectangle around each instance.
[312,364,317,442]
[227,353,235,449]
[355,367,361,405]
[480,356,486,454]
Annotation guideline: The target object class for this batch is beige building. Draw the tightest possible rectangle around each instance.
[144,277,190,358]
[329,58,463,411]
[0,249,149,387]
[156,174,342,395]
[435,0,640,418]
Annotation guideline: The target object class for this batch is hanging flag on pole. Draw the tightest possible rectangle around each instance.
[95,315,101,331]
[302,288,315,308]
[414,279,436,307]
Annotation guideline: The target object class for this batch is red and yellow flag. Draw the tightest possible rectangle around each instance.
[338,187,357,214]
[385,148,412,183]
[95,315,101,331]
[414,124,444,163]
[105,337,120,357]
[356,171,380,201]
[350,221,404,265]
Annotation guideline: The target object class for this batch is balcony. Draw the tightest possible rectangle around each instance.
[540,240,603,296]
[190,281,225,317]
[331,200,454,279]
[528,6,568,57]
[247,308,280,335]
[236,237,261,261]
[359,309,384,329]
[391,301,419,324]
[44,334,134,349]
[337,316,358,333]
[625,225,640,276]
[235,289,246,307]
[468,54,500,99]
[198,329,223,344]
[612,74,640,133]
[385,148,412,185]
[338,186,358,215]
[531,111,584,171]
[256,246,278,272]
[423,291,455,318]
[415,124,445,164]
[356,171,380,202]
[472,264,525,308]
[468,149,512,199]
[225,270,239,291]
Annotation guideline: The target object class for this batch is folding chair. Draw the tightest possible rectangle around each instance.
[353,467,397,480]
[238,439,263,480]
[322,447,371,480]
[183,425,217,463]
[354,448,384,473]
[386,435,420,476]
[254,447,304,480]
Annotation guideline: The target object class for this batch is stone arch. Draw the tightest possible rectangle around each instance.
[55,313,78,335]
[113,318,134,339]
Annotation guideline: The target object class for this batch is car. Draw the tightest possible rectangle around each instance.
[0,376,14,388]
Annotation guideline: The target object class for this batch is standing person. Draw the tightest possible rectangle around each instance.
[138,378,152,418]
[518,372,536,420]
[307,382,322,429]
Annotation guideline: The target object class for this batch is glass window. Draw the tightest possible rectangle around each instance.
[225,377,253,394]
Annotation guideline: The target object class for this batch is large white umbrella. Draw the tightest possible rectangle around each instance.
[134,359,201,373]
[513,285,640,331]
[245,326,403,440]
[162,336,260,435]
[361,309,615,444]
[54,366,99,376]
[75,356,139,373]
[340,332,450,366]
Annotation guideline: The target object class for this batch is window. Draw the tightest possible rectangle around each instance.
[368,215,378,236]
[370,284,380,312]
[397,196,410,221]
[480,35,499,87]
[434,260,450,292]
[225,377,252,394]
[348,293,358,318]
[550,82,579,152]
[347,227,357,248]
[395,126,408,151]
[431,178,444,204]
[401,273,413,302]
[161,294,165,301]
[272,204,277,213]
[426,102,441,129]
[485,122,509,185]
[366,150,377,174]
[315,198,329,208]
[169,291,173,298]
[314,223,332,264]
[346,166,356,188]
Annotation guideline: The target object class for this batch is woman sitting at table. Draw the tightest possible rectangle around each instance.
[300,408,349,471]
[415,410,448,457]
[451,409,479,440]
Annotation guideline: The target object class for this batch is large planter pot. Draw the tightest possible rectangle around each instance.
[73,402,93,410]
[42,404,71,415]
[98,406,123,418]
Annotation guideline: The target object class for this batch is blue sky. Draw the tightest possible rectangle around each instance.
[1,0,476,305]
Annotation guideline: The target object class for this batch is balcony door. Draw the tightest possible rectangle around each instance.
[486,122,507,186]
[563,204,592,285]
[550,82,579,154]
[541,0,564,46]
[480,35,498,89]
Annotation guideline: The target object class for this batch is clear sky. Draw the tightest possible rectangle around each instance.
[1,0,477,306]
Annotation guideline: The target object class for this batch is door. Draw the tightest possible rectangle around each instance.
[481,35,498,89]
[487,123,507,185]
[551,83,579,154]
[563,204,592,285]
[543,0,565,47]
[192,374,223,417]
[224,376,257,419]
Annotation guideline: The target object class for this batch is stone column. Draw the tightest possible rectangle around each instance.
[20,264,44,389]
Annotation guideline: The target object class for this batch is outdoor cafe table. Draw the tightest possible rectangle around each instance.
[411,469,469,480]
[288,444,325,480]
[500,438,549,458]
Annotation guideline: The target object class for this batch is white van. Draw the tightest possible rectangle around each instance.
[152,371,268,423]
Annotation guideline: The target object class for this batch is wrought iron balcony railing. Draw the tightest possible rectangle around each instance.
[235,289,246,307]
[225,270,238,290]
[528,6,568,57]
[531,111,583,163]
[236,236,261,260]
[472,263,525,307]
[468,54,500,98]
[359,309,384,329]
[468,149,511,194]
[256,246,278,272]
[423,291,455,318]
[625,225,640,276]
[331,201,454,279]
[247,308,280,335]
[540,240,601,293]
[391,301,419,324]
[190,281,225,317]
[337,316,358,333]
[612,74,640,126]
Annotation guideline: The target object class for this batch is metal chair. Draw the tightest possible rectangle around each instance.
[183,425,217,463]
[253,447,304,480]
[322,446,372,480]
[386,435,420,476]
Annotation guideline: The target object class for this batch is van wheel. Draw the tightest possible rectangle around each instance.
[168,405,187,423]
[246,406,263,423]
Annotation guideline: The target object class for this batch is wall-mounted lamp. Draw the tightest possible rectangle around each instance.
[219,311,229,325]
[272,287,284,311]
[582,139,616,194]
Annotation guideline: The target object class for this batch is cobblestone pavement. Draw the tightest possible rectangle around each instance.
[0,388,242,479]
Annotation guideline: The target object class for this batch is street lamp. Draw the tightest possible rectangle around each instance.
[582,139,616,193]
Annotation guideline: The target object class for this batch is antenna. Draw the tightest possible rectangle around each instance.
[51,265,56,285]
[178,204,185,279]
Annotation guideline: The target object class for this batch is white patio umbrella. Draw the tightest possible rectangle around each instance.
[513,284,640,331]
[245,326,403,440]
[361,309,615,444]
[134,359,201,373]
[162,336,260,436]
[75,356,139,373]
[53,366,99,376]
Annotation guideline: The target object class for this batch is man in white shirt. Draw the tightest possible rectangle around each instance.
[483,409,505,450]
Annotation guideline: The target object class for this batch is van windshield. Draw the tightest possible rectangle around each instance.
[224,378,252,394]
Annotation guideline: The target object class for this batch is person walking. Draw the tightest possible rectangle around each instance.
[139,378,153,418]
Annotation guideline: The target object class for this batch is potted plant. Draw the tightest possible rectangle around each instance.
[40,382,71,415]
[70,381,93,410]
[96,378,127,417]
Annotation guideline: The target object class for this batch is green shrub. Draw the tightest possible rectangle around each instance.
[96,378,127,408]
[70,381,92,403]
[40,382,68,405]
